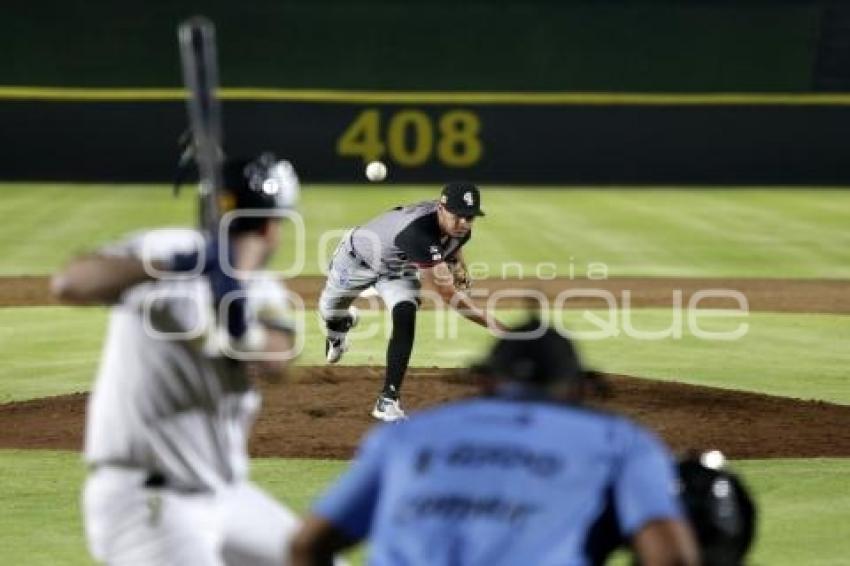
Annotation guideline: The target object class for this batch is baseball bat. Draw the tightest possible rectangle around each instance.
[178,16,224,235]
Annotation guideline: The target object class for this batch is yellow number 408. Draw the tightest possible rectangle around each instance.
[337,109,482,168]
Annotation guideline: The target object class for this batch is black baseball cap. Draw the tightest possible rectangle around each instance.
[440,182,485,217]
[473,319,586,386]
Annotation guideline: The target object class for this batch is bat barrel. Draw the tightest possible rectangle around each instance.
[178,16,224,234]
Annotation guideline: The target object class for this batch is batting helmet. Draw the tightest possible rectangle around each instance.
[221,153,300,233]
[222,153,299,210]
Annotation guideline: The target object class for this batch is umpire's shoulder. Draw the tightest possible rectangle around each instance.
[388,398,481,438]
[556,403,667,454]
[609,413,671,460]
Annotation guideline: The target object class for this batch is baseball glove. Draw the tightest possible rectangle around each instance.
[449,260,472,291]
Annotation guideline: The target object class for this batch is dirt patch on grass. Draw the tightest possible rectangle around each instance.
[2,366,848,460]
[2,275,849,313]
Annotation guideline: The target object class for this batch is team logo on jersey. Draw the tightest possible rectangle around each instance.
[463,191,474,206]
[429,245,442,261]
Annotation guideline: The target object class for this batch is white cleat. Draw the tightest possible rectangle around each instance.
[325,336,348,364]
[325,307,359,364]
[371,396,407,422]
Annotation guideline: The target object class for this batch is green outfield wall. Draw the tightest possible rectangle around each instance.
[1,1,821,92]
[3,1,846,184]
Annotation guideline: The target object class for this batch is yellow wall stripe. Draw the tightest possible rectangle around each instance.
[2,86,850,106]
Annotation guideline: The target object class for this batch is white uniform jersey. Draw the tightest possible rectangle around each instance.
[84,228,288,491]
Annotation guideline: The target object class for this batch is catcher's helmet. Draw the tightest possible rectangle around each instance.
[678,452,756,566]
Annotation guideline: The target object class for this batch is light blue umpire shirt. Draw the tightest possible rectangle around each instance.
[314,397,683,566]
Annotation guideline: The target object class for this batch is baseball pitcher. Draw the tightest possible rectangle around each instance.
[318,182,506,422]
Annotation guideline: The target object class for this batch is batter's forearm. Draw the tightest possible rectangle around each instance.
[51,255,156,305]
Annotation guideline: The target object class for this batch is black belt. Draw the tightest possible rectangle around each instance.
[89,462,207,493]
[144,472,168,488]
[347,248,373,270]
[347,251,413,280]
[347,232,374,270]
[346,231,416,280]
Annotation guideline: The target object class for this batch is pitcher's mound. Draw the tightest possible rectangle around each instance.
[2,366,848,460]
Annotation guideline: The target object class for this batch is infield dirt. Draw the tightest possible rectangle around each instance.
[2,275,849,313]
[1,366,848,460]
[2,275,848,460]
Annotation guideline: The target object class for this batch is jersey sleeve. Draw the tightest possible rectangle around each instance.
[444,232,471,263]
[98,228,203,262]
[245,275,295,333]
[312,424,392,540]
[613,425,683,536]
[394,219,443,267]
[96,231,146,258]
[104,230,211,332]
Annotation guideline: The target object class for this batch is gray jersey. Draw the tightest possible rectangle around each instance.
[349,200,470,275]
[84,229,288,491]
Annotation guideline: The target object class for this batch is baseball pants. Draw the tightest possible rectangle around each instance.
[319,233,420,333]
[83,466,299,566]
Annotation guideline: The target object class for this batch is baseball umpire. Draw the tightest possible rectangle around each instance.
[290,318,699,565]
[318,182,506,421]
[52,154,310,565]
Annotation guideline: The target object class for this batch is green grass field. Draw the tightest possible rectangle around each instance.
[2,184,850,277]
[1,183,849,565]
[1,307,849,404]
[1,451,847,566]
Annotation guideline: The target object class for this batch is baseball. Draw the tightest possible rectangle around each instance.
[365,160,388,182]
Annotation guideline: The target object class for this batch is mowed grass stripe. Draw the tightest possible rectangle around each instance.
[2,184,850,277]
[0,450,846,566]
[736,458,850,566]
[0,185,192,274]
[2,307,848,404]
[0,307,109,402]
